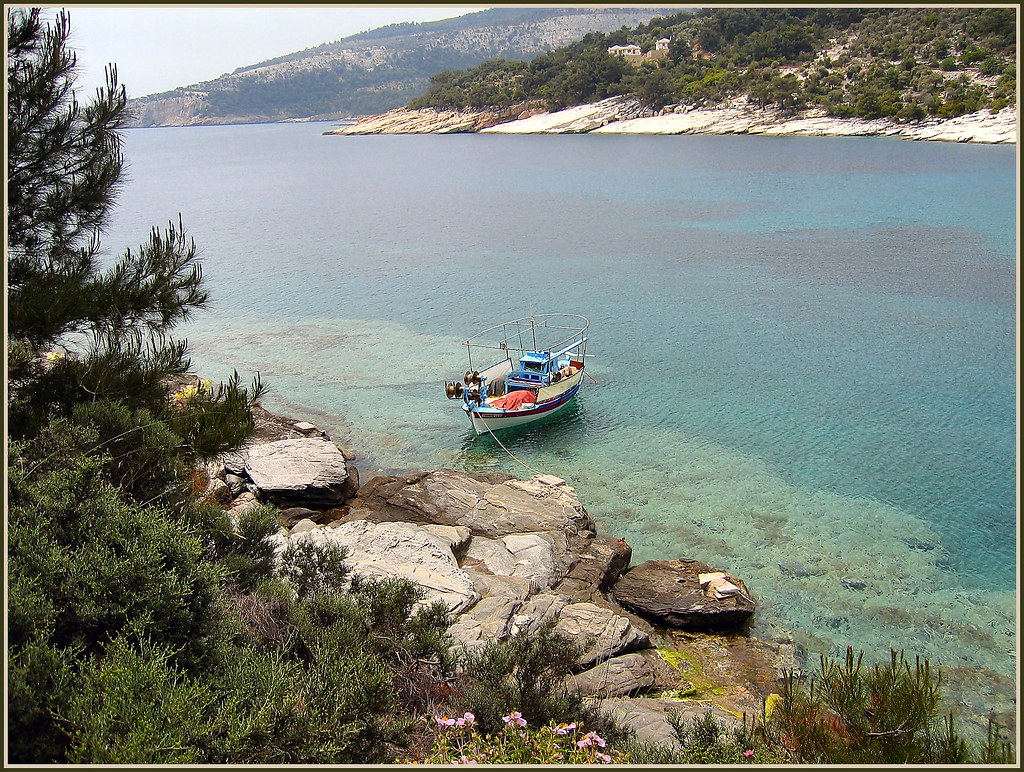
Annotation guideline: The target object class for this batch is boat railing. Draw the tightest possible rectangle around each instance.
[464,314,588,359]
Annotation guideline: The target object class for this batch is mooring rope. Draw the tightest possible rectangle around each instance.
[476,412,549,477]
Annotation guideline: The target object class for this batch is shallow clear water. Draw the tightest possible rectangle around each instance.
[103,123,1016,679]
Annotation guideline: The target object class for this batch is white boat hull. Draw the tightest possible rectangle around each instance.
[464,368,583,435]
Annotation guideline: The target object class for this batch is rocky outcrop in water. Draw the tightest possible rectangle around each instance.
[612,559,756,631]
[199,403,793,736]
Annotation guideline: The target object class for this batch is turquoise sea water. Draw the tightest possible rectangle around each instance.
[102,123,1016,682]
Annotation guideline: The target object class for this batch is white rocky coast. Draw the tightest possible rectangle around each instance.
[326,95,1017,144]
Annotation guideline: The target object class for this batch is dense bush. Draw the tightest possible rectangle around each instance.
[7,428,229,762]
[764,648,987,764]
[449,617,588,733]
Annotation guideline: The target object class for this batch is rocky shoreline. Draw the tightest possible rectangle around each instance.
[199,403,797,742]
[325,95,1017,144]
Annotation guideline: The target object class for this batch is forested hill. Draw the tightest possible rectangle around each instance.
[127,7,677,126]
[412,7,1017,121]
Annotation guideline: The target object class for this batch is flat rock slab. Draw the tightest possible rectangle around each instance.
[612,559,755,632]
[348,470,596,539]
[553,601,650,669]
[245,438,351,507]
[568,652,658,698]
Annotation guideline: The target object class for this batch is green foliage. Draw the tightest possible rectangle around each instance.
[166,370,267,461]
[60,636,218,764]
[450,616,621,742]
[664,710,788,764]
[280,536,350,598]
[208,504,284,592]
[69,399,186,505]
[7,639,76,762]
[7,428,228,669]
[761,648,1015,765]
[210,633,402,763]
[337,575,455,711]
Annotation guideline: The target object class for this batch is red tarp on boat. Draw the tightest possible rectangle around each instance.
[489,390,537,410]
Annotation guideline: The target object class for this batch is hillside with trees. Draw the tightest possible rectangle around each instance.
[411,7,1017,121]
[126,7,677,125]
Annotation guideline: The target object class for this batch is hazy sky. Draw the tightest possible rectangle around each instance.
[57,5,487,99]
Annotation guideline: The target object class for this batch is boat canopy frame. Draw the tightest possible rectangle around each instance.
[462,313,590,372]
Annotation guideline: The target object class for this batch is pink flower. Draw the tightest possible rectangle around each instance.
[463,712,476,726]
[435,715,456,727]
[458,756,477,765]
[576,737,592,748]
[598,753,612,763]
[743,749,755,758]
[585,731,606,748]
[554,722,578,735]
[502,711,527,727]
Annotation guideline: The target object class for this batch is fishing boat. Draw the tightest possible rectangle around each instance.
[443,314,589,435]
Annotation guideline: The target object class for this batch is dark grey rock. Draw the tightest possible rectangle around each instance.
[612,559,755,631]
[554,535,632,601]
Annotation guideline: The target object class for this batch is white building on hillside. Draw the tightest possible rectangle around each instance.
[607,44,642,57]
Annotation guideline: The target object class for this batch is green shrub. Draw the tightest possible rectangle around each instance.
[762,648,1005,764]
[60,636,217,764]
[70,400,187,506]
[280,535,349,598]
[7,640,76,762]
[291,575,455,716]
[450,617,623,744]
[8,429,227,669]
[211,629,404,763]
[668,710,789,764]
[348,574,453,666]
[213,504,284,592]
